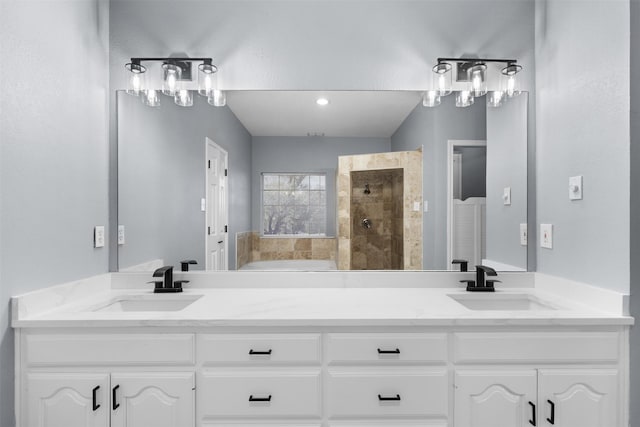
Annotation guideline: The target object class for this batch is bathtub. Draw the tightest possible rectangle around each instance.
[239,260,337,271]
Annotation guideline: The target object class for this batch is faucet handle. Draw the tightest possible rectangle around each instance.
[180,260,198,272]
[147,281,164,291]
[452,259,469,272]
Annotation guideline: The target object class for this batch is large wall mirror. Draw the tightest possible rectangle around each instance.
[115,90,528,272]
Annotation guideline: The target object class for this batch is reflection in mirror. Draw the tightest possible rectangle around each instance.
[116,90,528,272]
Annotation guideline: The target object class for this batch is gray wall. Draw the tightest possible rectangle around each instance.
[630,0,639,425]
[391,96,486,270]
[117,94,251,271]
[251,136,391,235]
[486,94,528,270]
[0,1,110,425]
[534,0,630,293]
[458,147,487,199]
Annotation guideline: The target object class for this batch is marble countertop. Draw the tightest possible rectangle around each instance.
[11,272,634,327]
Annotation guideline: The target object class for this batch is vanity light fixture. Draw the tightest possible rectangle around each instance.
[429,57,523,108]
[125,57,225,108]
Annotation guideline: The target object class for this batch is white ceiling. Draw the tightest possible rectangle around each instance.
[226,91,422,138]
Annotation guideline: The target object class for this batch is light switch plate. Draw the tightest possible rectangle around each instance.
[569,175,583,200]
[117,225,125,245]
[423,201,429,212]
[413,201,421,212]
[503,187,511,205]
[520,223,528,246]
[540,223,553,249]
[94,226,105,248]
[201,198,206,212]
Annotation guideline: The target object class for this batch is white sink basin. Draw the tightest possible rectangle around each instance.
[449,293,557,311]
[92,295,203,312]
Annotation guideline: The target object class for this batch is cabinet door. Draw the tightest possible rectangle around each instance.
[26,372,110,427]
[538,369,618,427]
[110,372,195,427]
[454,370,537,427]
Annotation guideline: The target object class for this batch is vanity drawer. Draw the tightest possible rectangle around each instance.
[327,367,448,418]
[198,368,322,418]
[327,333,447,364]
[454,332,620,363]
[24,333,195,366]
[198,334,321,364]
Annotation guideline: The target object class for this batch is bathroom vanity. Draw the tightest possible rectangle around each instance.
[12,271,631,427]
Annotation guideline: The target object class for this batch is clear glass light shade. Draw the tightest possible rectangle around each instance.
[432,63,452,96]
[162,63,182,96]
[142,89,161,107]
[468,63,487,97]
[455,90,474,108]
[501,64,523,97]
[486,91,505,108]
[198,63,218,97]
[422,90,441,107]
[125,63,146,96]
[208,89,226,107]
[174,89,193,107]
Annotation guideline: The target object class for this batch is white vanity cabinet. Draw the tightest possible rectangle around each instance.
[15,328,628,427]
[453,332,623,427]
[19,332,196,427]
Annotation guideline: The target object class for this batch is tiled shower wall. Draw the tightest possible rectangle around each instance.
[236,231,336,269]
[350,169,404,270]
[337,149,423,270]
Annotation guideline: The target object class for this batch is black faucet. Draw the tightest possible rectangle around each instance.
[452,259,468,272]
[151,266,188,293]
[180,260,198,272]
[459,265,500,292]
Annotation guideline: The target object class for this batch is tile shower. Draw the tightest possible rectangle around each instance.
[350,169,404,269]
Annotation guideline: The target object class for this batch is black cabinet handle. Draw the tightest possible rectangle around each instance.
[249,349,272,355]
[112,385,120,410]
[528,401,536,426]
[377,348,400,354]
[378,394,401,401]
[546,399,555,425]
[92,386,100,411]
[249,394,272,402]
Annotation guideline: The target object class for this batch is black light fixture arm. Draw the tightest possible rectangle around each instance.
[129,57,213,65]
[437,57,517,66]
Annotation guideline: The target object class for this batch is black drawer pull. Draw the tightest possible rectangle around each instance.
[528,401,536,426]
[249,394,272,402]
[378,394,401,401]
[249,349,272,355]
[92,386,100,411]
[377,348,400,354]
[546,399,555,424]
[112,385,120,410]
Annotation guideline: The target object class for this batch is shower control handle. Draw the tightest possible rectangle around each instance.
[362,218,372,229]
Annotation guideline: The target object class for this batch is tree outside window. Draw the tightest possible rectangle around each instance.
[262,173,326,236]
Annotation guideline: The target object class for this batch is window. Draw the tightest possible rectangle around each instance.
[262,173,327,236]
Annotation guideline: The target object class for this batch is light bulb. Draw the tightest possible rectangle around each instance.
[507,76,515,96]
[501,64,523,98]
[432,63,452,96]
[468,63,487,97]
[174,89,193,107]
[142,89,160,107]
[162,63,182,97]
[198,62,218,97]
[125,62,146,96]
[422,90,441,107]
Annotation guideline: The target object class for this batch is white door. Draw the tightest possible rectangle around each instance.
[110,372,195,427]
[206,139,228,270]
[454,370,537,427]
[26,372,110,427]
[538,369,618,427]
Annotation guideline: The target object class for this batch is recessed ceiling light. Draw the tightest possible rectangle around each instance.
[316,98,329,106]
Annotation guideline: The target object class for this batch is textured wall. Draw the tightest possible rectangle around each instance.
[535,0,630,292]
[0,1,110,425]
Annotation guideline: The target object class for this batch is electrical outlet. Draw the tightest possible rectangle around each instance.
[540,223,553,249]
[117,225,125,245]
[520,223,528,246]
[503,187,511,206]
[94,226,105,248]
